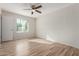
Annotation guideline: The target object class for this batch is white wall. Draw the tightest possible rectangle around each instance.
[2,10,36,41]
[36,4,79,48]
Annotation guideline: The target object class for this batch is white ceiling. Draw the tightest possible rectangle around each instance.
[0,3,73,18]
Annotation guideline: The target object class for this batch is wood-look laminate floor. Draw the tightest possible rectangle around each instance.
[0,38,79,56]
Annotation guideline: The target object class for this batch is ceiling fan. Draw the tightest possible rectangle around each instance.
[24,4,42,15]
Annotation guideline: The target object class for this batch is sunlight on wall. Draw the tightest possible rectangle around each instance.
[46,35,55,42]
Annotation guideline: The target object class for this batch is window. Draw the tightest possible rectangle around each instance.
[16,18,29,32]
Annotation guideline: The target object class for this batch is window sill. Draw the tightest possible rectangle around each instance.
[16,31,28,33]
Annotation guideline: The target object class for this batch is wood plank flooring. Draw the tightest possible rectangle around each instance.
[0,39,79,56]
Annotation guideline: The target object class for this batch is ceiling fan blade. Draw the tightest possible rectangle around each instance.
[32,5,36,9]
[35,10,42,14]
[31,11,33,15]
[34,5,42,9]
[24,9,32,10]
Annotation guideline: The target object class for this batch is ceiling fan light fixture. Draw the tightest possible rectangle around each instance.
[32,10,35,12]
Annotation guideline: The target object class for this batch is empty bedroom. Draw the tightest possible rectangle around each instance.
[0,3,79,56]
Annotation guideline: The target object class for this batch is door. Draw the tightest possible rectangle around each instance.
[2,14,14,41]
[0,16,1,43]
